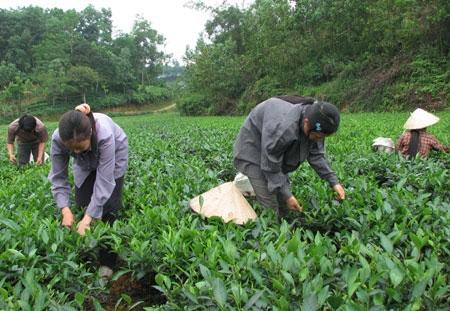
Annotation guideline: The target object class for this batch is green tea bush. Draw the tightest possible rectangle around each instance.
[0,111,449,310]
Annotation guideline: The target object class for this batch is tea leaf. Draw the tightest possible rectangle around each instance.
[287,236,300,254]
[74,292,85,308]
[243,290,264,310]
[302,293,318,311]
[121,294,132,304]
[389,267,404,288]
[213,278,227,308]
[380,234,393,254]
[412,279,427,300]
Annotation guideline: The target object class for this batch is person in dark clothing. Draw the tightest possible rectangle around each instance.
[233,95,345,221]
[7,114,49,166]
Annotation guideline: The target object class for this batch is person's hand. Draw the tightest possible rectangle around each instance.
[61,207,75,229]
[9,154,17,163]
[286,196,303,212]
[36,157,43,166]
[77,215,92,235]
[333,184,346,200]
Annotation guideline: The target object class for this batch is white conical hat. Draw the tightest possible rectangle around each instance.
[404,108,440,130]
[190,182,257,225]
[372,137,394,148]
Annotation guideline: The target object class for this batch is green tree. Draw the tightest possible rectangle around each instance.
[35,58,71,106]
[76,5,112,45]
[3,78,33,113]
[4,6,46,72]
[0,61,21,90]
[131,16,167,85]
[66,65,100,102]
[189,1,246,55]
[109,47,135,92]
[32,8,79,68]
[183,38,244,114]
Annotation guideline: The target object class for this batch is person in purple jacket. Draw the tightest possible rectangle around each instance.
[48,103,128,279]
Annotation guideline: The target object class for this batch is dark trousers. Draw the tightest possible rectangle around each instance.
[18,143,38,165]
[75,171,124,268]
[248,176,289,223]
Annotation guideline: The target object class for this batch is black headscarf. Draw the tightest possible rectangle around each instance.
[274,94,316,105]
[306,101,340,135]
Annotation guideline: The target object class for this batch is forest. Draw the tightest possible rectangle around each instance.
[0,4,175,119]
[0,0,449,119]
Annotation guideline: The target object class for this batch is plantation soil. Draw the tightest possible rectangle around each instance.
[84,272,165,310]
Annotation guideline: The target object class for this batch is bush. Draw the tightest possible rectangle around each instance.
[238,76,290,114]
[130,85,173,107]
[177,92,211,116]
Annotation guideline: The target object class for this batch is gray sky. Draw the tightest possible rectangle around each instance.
[0,0,245,63]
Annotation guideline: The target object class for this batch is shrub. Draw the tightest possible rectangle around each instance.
[177,92,211,116]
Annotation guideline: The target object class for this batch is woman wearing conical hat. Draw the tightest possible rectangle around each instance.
[396,108,449,158]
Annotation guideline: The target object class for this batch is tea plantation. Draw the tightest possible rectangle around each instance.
[1,111,449,310]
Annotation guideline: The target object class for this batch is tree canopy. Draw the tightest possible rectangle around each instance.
[179,0,450,115]
[0,5,171,119]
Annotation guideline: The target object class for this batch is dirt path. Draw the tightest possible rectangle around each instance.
[154,103,176,112]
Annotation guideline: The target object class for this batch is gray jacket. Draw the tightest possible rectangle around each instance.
[48,113,128,219]
[233,97,339,201]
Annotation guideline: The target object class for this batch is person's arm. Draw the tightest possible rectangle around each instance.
[395,133,407,155]
[307,140,339,185]
[307,140,345,200]
[7,143,16,163]
[7,123,17,163]
[430,135,450,153]
[36,122,49,165]
[36,142,45,165]
[48,132,72,213]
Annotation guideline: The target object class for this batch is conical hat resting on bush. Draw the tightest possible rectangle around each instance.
[190,182,257,225]
[404,108,439,130]
[372,137,394,153]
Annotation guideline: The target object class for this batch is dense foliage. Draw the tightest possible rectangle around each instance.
[179,0,450,115]
[0,111,449,310]
[0,6,172,120]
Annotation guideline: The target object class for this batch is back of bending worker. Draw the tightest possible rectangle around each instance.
[233,95,345,221]
[7,114,48,166]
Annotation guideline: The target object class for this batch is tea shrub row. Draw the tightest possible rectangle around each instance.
[0,111,449,310]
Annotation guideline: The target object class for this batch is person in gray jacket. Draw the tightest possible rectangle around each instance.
[48,103,128,279]
[233,95,345,221]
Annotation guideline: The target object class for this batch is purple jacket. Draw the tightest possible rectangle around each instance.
[48,113,128,218]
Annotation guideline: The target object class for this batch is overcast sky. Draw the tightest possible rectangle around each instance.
[0,0,248,63]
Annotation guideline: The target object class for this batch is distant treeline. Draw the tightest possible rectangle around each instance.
[179,0,450,115]
[0,5,181,120]
[1,1,449,119]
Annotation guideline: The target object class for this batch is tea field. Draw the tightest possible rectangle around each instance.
[1,111,450,310]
